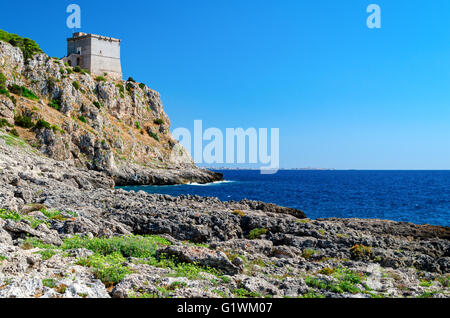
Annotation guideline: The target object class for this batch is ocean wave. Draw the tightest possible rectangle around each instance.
[188,180,234,186]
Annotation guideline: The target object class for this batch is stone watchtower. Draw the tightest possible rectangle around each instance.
[63,32,122,80]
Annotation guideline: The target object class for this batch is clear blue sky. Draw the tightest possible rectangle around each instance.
[1,0,450,169]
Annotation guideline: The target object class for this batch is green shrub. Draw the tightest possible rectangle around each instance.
[48,99,61,111]
[135,122,141,129]
[232,288,262,298]
[0,72,6,86]
[0,87,9,97]
[248,228,268,240]
[0,118,13,128]
[126,82,133,92]
[65,235,169,258]
[34,119,51,130]
[14,115,34,128]
[40,209,77,221]
[0,209,22,222]
[139,83,146,89]
[8,84,22,95]
[148,131,159,142]
[66,68,73,74]
[305,267,364,294]
[0,71,7,95]
[127,77,135,82]
[93,101,102,109]
[51,125,63,134]
[350,244,372,260]
[10,128,19,137]
[9,95,16,105]
[73,66,82,73]
[72,81,80,90]
[0,29,43,60]
[77,253,131,286]
[78,116,86,123]
[21,87,38,100]
[95,76,106,82]
[8,84,39,101]
[302,248,318,259]
[42,278,57,288]
[0,209,49,229]
[154,118,164,125]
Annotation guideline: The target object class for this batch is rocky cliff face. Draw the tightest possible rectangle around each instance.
[0,39,221,185]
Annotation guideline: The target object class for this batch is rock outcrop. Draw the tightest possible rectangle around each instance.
[0,39,222,185]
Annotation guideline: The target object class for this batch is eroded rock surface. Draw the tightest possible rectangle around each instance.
[0,136,448,299]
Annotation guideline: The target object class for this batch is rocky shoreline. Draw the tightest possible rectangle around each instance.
[0,134,449,298]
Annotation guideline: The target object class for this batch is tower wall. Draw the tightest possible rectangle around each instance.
[90,36,122,79]
[65,33,122,80]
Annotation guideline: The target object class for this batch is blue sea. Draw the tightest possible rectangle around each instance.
[119,170,450,227]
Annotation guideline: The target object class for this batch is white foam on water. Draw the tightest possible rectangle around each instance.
[188,180,234,186]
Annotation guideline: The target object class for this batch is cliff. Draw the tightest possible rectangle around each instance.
[0,31,222,185]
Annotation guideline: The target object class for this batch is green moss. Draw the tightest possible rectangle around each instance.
[14,114,34,128]
[72,81,80,90]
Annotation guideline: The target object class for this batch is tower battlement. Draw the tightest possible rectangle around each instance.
[63,32,122,80]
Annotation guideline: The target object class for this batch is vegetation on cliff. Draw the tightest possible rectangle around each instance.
[0,30,219,185]
[0,30,42,60]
